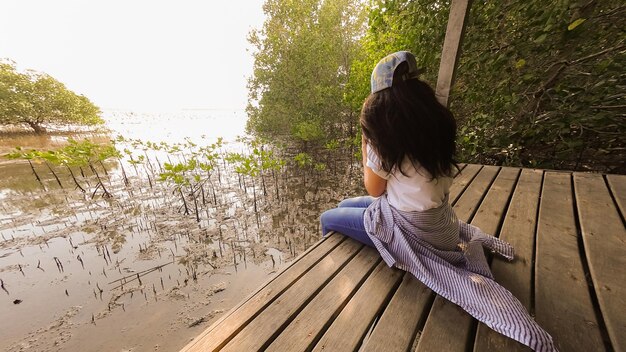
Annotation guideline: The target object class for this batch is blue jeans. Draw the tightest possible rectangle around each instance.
[320,196,375,247]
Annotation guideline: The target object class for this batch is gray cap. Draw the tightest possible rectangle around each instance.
[370,51,421,93]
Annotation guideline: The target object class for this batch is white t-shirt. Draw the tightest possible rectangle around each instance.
[366,143,452,212]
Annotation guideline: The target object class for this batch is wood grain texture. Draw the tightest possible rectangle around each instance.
[220,238,363,352]
[361,273,434,352]
[535,172,604,352]
[181,234,344,352]
[473,168,542,352]
[312,262,404,352]
[435,0,473,107]
[606,174,626,220]
[415,295,475,352]
[452,165,499,221]
[449,164,482,204]
[574,173,626,352]
[470,167,519,235]
[265,246,381,352]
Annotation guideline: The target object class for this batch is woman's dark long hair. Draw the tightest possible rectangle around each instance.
[360,62,458,180]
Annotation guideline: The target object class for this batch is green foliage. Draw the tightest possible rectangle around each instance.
[314,162,327,171]
[451,0,625,172]
[324,139,340,150]
[230,152,260,177]
[6,138,120,166]
[294,120,325,142]
[197,137,224,172]
[120,137,225,188]
[252,143,286,172]
[225,138,285,179]
[248,0,623,172]
[159,161,197,186]
[0,59,103,133]
[294,152,313,168]
[345,0,451,111]
[346,0,624,172]
[246,0,367,144]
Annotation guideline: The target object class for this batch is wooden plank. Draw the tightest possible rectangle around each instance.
[574,173,626,352]
[454,163,468,176]
[416,294,475,352]
[449,164,482,204]
[220,238,363,352]
[535,172,605,351]
[474,168,543,352]
[311,262,404,351]
[435,0,473,107]
[361,273,433,352]
[265,246,381,352]
[471,167,520,235]
[606,174,626,219]
[181,234,344,352]
[453,165,500,223]
[416,165,502,352]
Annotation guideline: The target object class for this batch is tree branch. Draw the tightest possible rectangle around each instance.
[532,42,625,100]
[571,42,625,65]
[591,5,626,19]
[590,105,626,110]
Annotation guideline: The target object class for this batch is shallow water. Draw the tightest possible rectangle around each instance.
[0,110,361,352]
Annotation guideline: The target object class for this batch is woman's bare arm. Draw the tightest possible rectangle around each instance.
[362,135,387,197]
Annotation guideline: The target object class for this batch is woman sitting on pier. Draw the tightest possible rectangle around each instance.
[321,51,556,352]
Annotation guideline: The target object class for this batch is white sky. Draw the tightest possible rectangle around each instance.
[0,0,266,112]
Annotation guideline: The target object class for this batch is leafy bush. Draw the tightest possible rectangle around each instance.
[0,60,103,133]
[452,0,625,173]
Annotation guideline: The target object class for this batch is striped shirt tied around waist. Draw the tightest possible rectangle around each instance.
[363,195,557,352]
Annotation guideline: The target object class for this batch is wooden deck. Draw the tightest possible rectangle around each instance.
[181,165,626,352]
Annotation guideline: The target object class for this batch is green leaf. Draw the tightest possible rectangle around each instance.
[533,33,547,44]
[515,59,526,69]
[314,162,327,171]
[567,18,586,31]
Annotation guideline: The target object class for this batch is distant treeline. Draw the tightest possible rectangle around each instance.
[246,0,625,173]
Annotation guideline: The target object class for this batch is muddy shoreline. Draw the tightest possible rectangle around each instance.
[0,130,362,351]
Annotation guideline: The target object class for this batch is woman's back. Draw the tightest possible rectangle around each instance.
[366,143,452,212]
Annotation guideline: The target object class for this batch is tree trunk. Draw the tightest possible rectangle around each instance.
[26,121,47,134]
